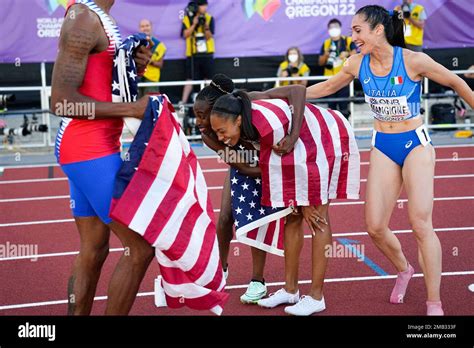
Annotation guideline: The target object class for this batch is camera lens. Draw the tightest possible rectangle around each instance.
[198,15,205,26]
[0,94,15,108]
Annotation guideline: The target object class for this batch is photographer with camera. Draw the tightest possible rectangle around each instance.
[394,0,427,52]
[318,18,356,119]
[138,19,167,96]
[276,47,310,87]
[180,0,215,105]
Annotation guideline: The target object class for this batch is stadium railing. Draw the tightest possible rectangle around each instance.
[0,62,472,148]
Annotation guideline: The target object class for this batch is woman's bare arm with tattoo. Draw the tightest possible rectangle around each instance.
[50,4,148,120]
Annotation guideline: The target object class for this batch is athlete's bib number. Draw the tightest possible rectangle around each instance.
[415,125,431,146]
[365,94,412,122]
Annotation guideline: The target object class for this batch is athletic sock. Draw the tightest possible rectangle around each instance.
[390,263,415,304]
[426,301,444,316]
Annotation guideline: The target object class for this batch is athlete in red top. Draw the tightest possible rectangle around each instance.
[54,12,123,165]
[51,0,153,315]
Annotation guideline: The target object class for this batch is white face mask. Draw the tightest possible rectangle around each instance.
[328,27,341,38]
[288,54,299,63]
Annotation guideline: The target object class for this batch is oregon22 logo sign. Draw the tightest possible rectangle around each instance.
[243,0,281,21]
[44,0,68,15]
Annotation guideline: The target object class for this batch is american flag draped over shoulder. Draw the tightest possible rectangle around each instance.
[251,99,360,208]
[230,168,289,256]
[110,35,228,314]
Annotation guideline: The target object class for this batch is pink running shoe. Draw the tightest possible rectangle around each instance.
[427,301,444,316]
[390,264,415,304]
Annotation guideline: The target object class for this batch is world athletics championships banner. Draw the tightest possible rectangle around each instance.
[0,0,473,63]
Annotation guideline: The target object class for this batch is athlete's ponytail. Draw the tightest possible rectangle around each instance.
[232,90,257,141]
[389,10,406,48]
[356,5,406,48]
[212,90,258,141]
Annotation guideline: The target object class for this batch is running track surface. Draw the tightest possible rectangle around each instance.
[0,144,473,316]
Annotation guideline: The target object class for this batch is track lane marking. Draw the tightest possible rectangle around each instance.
[1,227,472,261]
[2,174,474,201]
[2,196,473,226]
[1,270,473,311]
[1,154,473,176]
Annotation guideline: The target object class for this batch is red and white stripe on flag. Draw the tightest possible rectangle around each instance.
[110,100,229,315]
[236,218,286,256]
[251,99,361,208]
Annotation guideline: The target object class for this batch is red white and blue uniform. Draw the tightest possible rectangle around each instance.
[55,0,123,223]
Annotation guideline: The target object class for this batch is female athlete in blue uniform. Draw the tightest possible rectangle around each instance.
[305,5,473,315]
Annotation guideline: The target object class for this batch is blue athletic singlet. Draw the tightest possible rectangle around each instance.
[359,46,422,122]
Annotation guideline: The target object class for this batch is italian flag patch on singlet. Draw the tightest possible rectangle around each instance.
[390,76,403,85]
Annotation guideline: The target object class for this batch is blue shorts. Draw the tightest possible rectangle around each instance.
[61,153,123,224]
[372,125,432,167]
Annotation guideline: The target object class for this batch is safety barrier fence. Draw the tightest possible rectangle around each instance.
[0,62,472,148]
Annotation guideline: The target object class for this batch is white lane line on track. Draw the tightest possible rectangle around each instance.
[1,156,473,184]
[1,143,472,169]
[1,227,472,262]
[225,270,474,290]
[1,196,473,227]
[0,195,70,203]
[1,150,473,172]
[3,174,473,201]
[0,177,68,185]
[218,195,474,211]
[1,270,473,311]
[0,218,74,227]
[326,196,474,207]
[424,143,474,148]
[0,248,125,261]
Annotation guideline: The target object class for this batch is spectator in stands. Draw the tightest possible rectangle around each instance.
[394,0,427,52]
[318,18,357,119]
[180,0,215,104]
[138,19,167,96]
[276,47,310,87]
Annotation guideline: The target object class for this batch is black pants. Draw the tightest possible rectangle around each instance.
[327,86,350,119]
[185,55,214,80]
